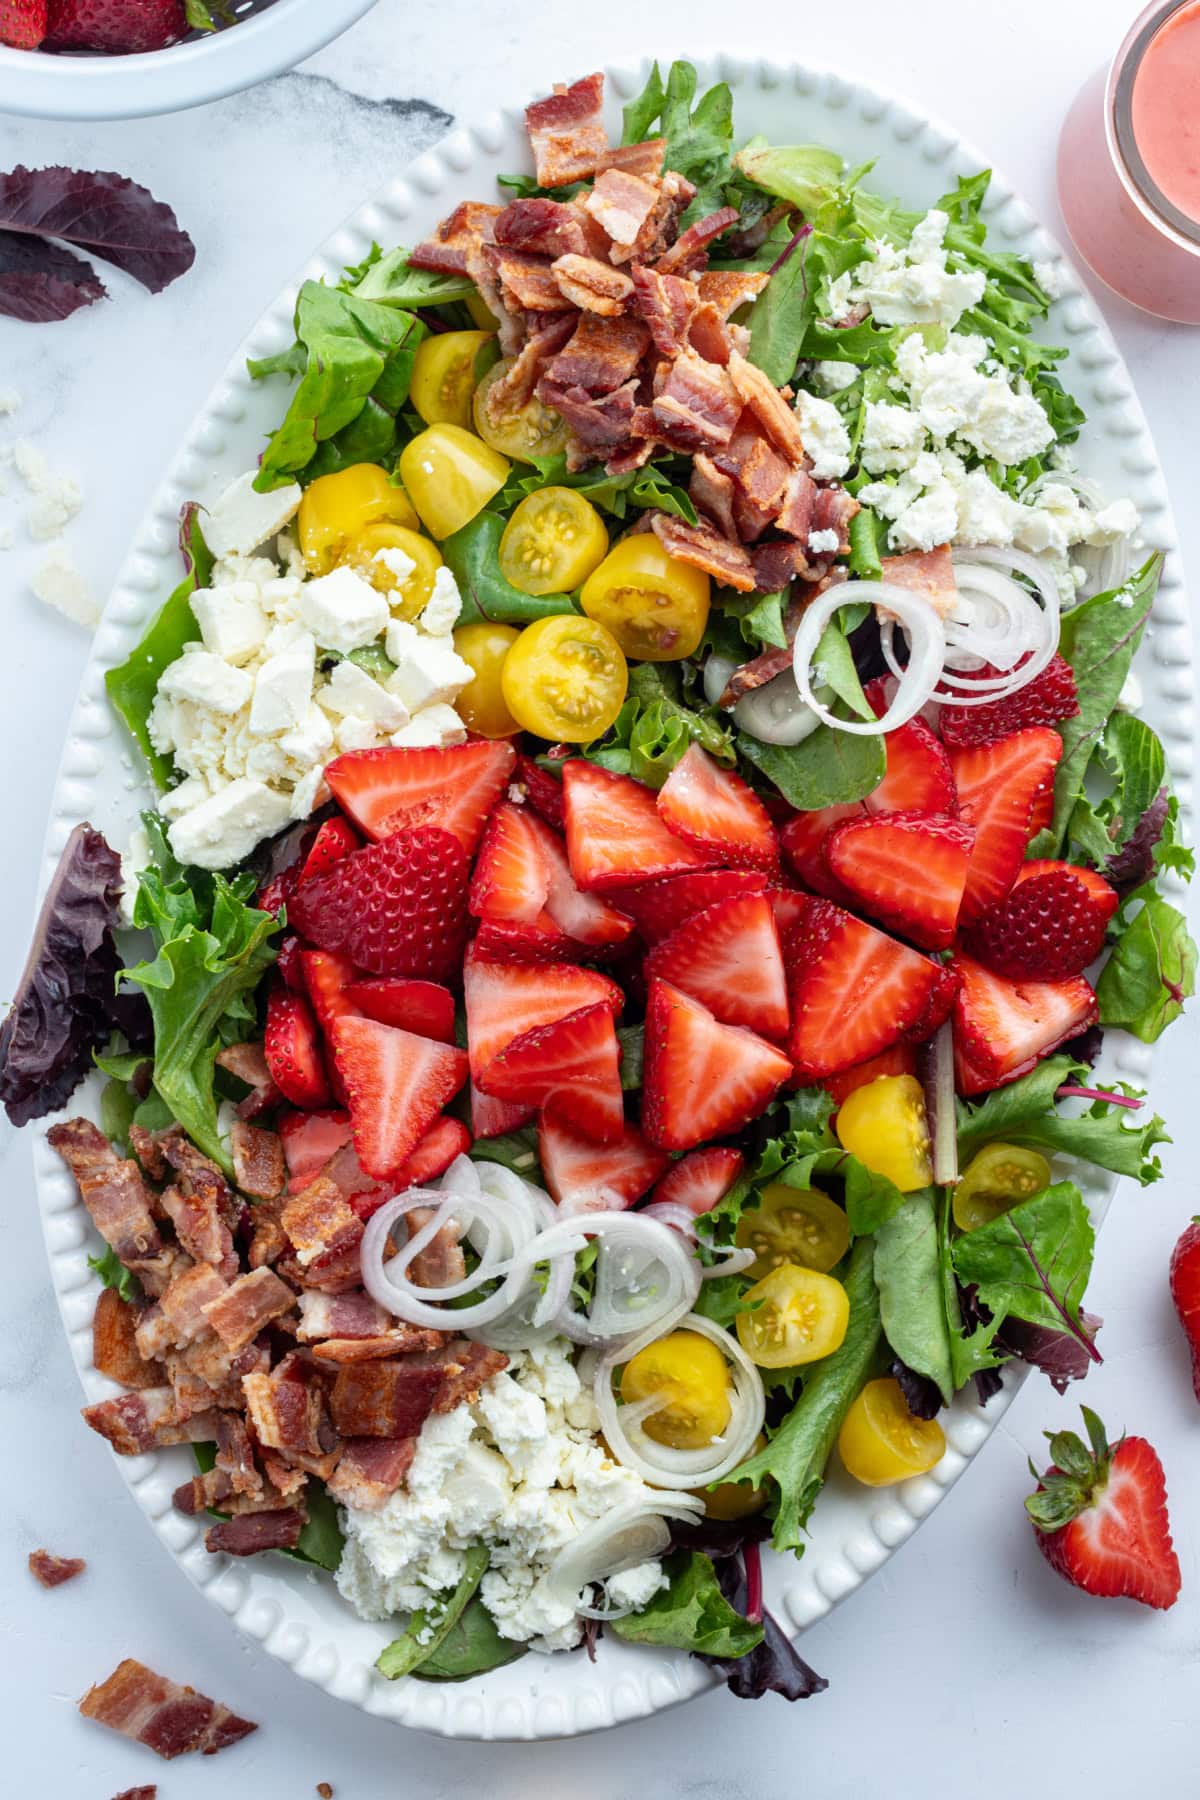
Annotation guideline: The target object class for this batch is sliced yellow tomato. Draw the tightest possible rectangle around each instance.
[735,1263,850,1370]
[953,1142,1052,1232]
[834,1074,932,1193]
[473,358,569,463]
[409,329,494,430]
[580,534,710,661]
[498,487,608,597]
[698,1435,768,1521]
[341,521,443,620]
[465,290,501,332]
[453,621,521,737]
[621,1330,733,1450]
[297,463,417,574]
[838,1377,946,1486]
[735,1183,850,1280]
[500,614,628,743]
[398,424,510,541]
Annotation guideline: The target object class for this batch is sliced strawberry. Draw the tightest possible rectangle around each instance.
[301,949,361,1036]
[951,952,1098,1095]
[380,1114,472,1203]
[820,1043,918,1108]
[784,897,955,1079]
[823,810,975,951]
[264,985,331,1109]
[345,977,456,1043]
[870,713,957,815]
[470,1081,535,1139]
[645,893,789,1039]
[257,865,300,916]
[479,1002,624,1143]
[650,1145,745,1215]
[643,978,793,1151]
[940,653,1080,748]
[288,826,470,981]
[329,1015,469,1179]
[657,744,779,873]
[538,1112,669,1214]
[276,933,306,992]
[766,886,811,938]
[469,802,553,924]
[278,1107,353,1192]
[0,0,47,49]
[536,817,635,949]
[516,754,565,831]
[562,759,714,892]
[325,741,516,853]
[615,869,769,945]
[1028,779,1055,838]
[297,815,360,884]
[779,804,863,902]
[962,861,1119,981]
[472,914,578,963]
[462,947,623,1085]
[949,728,1063,925]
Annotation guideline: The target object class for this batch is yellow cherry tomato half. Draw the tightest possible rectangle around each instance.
[698,1435,769,1521]
[409,329,494,430]
[580,534,710,662]
[465,290,501,332]
[500,614,628,743]
[340,521,443,620]
[735,1183,851,1281]
[398,423,510,541]
[621,1329,733,1451]
[838,1377,947,1486]
[834,1074,932,1194]
[953,1142,1052,1232]
[297,463,417,574]
[473,358,569,463]
[453,621,521,738]
[735,1263,850,1370]
[498,487,609,598]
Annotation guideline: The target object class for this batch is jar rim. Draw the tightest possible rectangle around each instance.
[1109,0,1200,251]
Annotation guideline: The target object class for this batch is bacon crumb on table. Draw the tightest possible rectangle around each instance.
[27,1548,85,1588]
[112,1787,157,1800]
[79,1658,257,1759]
[317,1785,334,1799]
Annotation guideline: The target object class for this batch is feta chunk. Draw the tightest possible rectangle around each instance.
[813,359,858,394]
[279,702,335,768]
[604,1560,669,1612]
[191,586,269,665]
[321,660,409,731]
[860,400,927,473]
[29,545,98,627]
[203,470,302,559]
[158,647,254,715]
[389,704,467,748]
[418,565,463,636]
[808,527,841,554]
[333,714,381,753]
[385,622,473,712]
[159,773,213,820]
[836,209,987,328]
[373,544,417,585]
[793,389,852,480]
[249,633,315,734]
[166,778,293,870]
[297,564,390,653]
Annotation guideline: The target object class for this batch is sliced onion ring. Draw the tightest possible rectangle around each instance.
[793,579,945,735]
[639,1203,757,1280]
[934,547,1062,703]
[537,1495,703,1623]
[503,1211,702,1348]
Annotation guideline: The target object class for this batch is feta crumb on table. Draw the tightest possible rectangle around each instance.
[29,545,98,627]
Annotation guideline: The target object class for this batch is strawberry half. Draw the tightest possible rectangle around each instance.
[297,815,360,884]
[462,947,622,1085]
[961,861,1119,981]
[470,1080,534,1139]
[869,709,957,816]
[562,759,714,892]
[949,727,1063,925]
[264,985,331,1110]
[650,1145,745,1215]
[820,1042,918,1107]
[951,952,1098,1095]
[823,811,975,951]
[278,1107,353,1192]
[472,915,578,963]
[1169,1218,1200,1403]
[301,948,361,1036]
[784,898,957,1080]
[657,744,779,874]
[940,653,1080,748]
[0,0,46,46]
[515,754,566,831]
[479,1002,624,1143]
[643,978,792,1151]
[539,1112,669,1214]
[329,1015,468,1179]
[779,804,862,903]
[348,1115,472,1219]
[1026,1407,1181,1610]
[325,741,515,853]
[345,977,456,1044]
[644,892,789,1040]
[615,869,768,945]
[288,826,469,981]
[44,0,185,51]
[469,802,552,924]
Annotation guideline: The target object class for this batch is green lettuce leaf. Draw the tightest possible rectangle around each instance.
[733,140,845,214]
[588,662,735,786]
[414,1597,527,1682]
[440,510,579,626]
[294,1484,345,1572]
[951,1181,1098,1364]
[1097,883,1197,1044]
[377,1546,490,1679]
[611,1550,763,1658]
[736,725,885,811]
[345,244,477,308]
[88,1244,140,1304]
[621,61,738,223]
[955,1052,1169,1183]
[499,453,697,525]
[873,1188,955,1405]
[1065,710,1193,884]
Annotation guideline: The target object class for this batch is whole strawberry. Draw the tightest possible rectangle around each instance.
[1025,1406,1181,1610]
[287,826,469,982]
[961,862,1119,982]
[0,0,46,47]
[1168,1217,1200,1400]
[43,0,187,52]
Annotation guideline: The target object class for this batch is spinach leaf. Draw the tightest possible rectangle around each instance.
[414,1597,528,1682]
[469,1127,543,1179]
[951,1181,1098,1367]
[294,1483,345,1572]
[345,244,477,308]
[590,663,736,786]
[737,725,885,811]
[87,1244,140,1304]
[873,1189,954,1406]
[717,589,789,652]
[1097,882,1197,1043]
[724,1237,882,1552]
[377,1546,490,1679]
[105,508,211,789]
[955,1052,1169,1183]
[610,1551,763,1658]
[440,510,579,626]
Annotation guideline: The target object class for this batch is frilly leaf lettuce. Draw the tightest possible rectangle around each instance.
[345,243,477,308]
[587,663,735,787]
[1066,710,1192,889]
[950,1182,1098,1368]
[954,1052,1169,1183]
[611,1550,762,1658]
[1097,883,1197,1043]
[88,1244,140,1304]
[733,140,845,214]
[620,61,738,224]
[499,453,698,525]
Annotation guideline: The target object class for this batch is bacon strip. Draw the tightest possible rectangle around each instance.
[595,137,666,181]
[493,196,588,259]
[775,468,818,541]
[650,350,741,453]
[751,538,813,593]
[205,1509,304,1557]
[329,1359,444,1439]
[48,1121,177,1296]
[281,1176,364,1269]
[537,376,639,453]
[79,1659,257,1760]
[585,168,661,261]
[525,71,608,187]
[325,1436,417,1510]
[654,205,739,275]
[650,511,756,592]
[202,1267,295,1353]
[630,263,699,356]
[689,453,738,540]
[546,311,648,393]
[484,312,576,420]
[697,269,769,319]
[82,1388,219,1456]
[29,1549,85,1588]
[215,1041,282,1120]
[432,1340,508,1413]
[152,1263,228,1352]
[550,253,634,316]
[880,544,956,616]
[93,1289,165,1390]
[812,485,860,554]
[112,1787,157,1800]
[409,200,502,274]
[728,352,806,462]
[294,1288,391,1342]
[486,246,574,313]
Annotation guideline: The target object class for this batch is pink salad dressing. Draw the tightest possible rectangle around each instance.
[1131,0,1200,222]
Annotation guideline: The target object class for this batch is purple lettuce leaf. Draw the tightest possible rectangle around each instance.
[0,228,105,323]
[1103,786,1170,893]
[890,1358,943,1420]
[0,166,194,309]
[704,1553,829,1702]
[670,1513,774,1562]
[998,1308,1103,1393]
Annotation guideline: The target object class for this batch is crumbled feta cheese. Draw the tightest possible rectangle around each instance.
[385,622,473,713]
[418,565,463,636]
[166,777,293,870]
[289,766,326,821]
[808,527,841,554]
[372,544,417,585]
[605,1560,669,1612]
[159,774,212,820]
[278,703,335,768]
[29,544,98,627]
[833,210,987,329]
[860,400,927,473]
[158,647,255,715]
[895,330,1054,466]
[11,438,84,540]
[793,389,852,480]
[191,586,270,665]
[321,659,409,731]
[334,713,381,753]
[297,564,390,653]
[813,359,858,394]
[249,633,316,735]
[203,470,302,560]
[389,704,467,748]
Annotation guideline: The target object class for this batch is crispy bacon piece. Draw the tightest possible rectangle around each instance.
[202,1267,295,1353]
[409,200,502,274]
[281,1175,364,1269]
[112,1787,157,1799]
[493,196,588,259]
[546,310,648,393]
[275,1242,362,1296]
[153,1127,239,1276]
[654,204,739,276]
[775,468,818,541]
[629,263,699,356]
[525,71,608,187]
[713,413,791,539]
[433,1340,509,1413]
[650,510,756,591]
[93,1289,165,1390]
[329,1359,444,1439]
[485,245,575,313]
[230,1121,284,1200]
[811,485,860,553]
[215,1041,282,1120]
[880,544,957,616]
[82,1387,218,1456]
[308,1333,436,1365]
[246,1190,289,1270]
[294,1288,390,1342]
[551,253,634,315]
[595,137,666,181]
[28,1548,85,1588]
[151,1263,227,1352]
[537,375,639,454]
[751,538,813,593]
[689,453,738,540]
[205,1509,305,1557]
[650,350,741,453]
[484,313,575,419]
[406,1205,467,1290]
[718,576,845,705]
[79,1659,257,1760]
[697,269,769,319]
[48,1120,177,1297]
[326,1436,417,1511]
[728,351,806,463]
[585,168,661,261]
[243,1353,340,1478]
[127,1123,165,1179]
[686,302,737,368]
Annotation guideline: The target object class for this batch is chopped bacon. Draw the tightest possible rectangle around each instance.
[751,538,813,593]
[153,1127,239,1275]
[525,71,608,187]
[215,1410,262,1497]
[79,1658,257,1760]
[281,1175,364,1269]
[546,311,648,393]
[689,452,738,540]
[29,1548,85,1588]
[153,1262,227,1351]
[405,1205,467,1291]
[775,468,818,541]
[325,1436,416,1511]
[484,313,576,419]
[651,510,756,593]
[432,1340,509,1413]
[880,544,957,617]
[654,205,739,276]
[719,642,792,703]
[112,1788,157,1799]
[230,1121,285,1200]
[629,263,699,356]
[493,196,588,259]
[713,413,791,535]
[685,302,737,368]
[276,1240,363,1295]
[82,1387,218,1456]
[485,245,574,313]
[409,200,502,274]
[215,1041,282,1120]
[247,1191,289,1270]
[329,1359,444,1439]
[697,269,769,319]
[596,137,666,181]
[128,1123,165,1179]
[585,168,661,261]
[48,1120,177,1296]
[93,1289,165,1390]
[650,350,741,453]
[728,351,807,463]
[309,1330,446,1364]
[294,1289,392,1342]
[243,1361,339,1478]
[205,1509,305,1557]
[551,253,634,315]
[811,484,860,553]
[202,1266,295,1353]
[537,375,639,453]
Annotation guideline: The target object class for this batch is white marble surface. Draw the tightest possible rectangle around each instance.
[1,0,1197,1791]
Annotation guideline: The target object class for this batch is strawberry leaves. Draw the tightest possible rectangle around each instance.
[0,166,194,323]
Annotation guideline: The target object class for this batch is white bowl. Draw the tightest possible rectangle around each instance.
[0,0,378,120]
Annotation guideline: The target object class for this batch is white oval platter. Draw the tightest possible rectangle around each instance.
[29,52,1190,1743]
